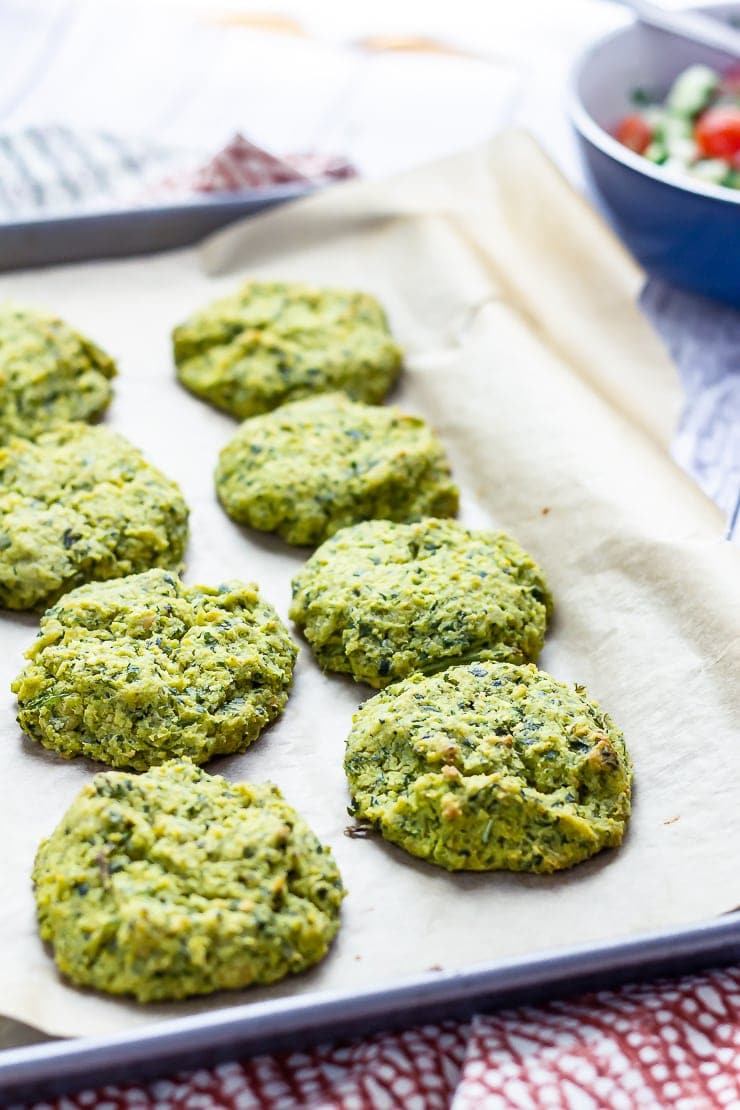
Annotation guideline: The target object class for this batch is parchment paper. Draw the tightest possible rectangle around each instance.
[0,132,738,1040]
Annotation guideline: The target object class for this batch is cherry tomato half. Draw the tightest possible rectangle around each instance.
[615,114,653,154]
[695,106,740,161]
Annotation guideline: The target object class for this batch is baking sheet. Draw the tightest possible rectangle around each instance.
[0,131,738,1040]
[4,917,740,1107]
[0,185,312,271]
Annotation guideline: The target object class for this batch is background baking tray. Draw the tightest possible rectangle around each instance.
[0,184,312,270]
[1,912,739,1105]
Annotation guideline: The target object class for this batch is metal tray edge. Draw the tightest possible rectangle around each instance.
[2,911,739,1104]
[0,183,314,271]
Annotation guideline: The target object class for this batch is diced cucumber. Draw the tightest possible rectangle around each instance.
[662,156,696,176]
[664,137,699,164]
[689,158,734,185]
[655,114,693,144]
[666,64,719,116]
[643,106,665,129]
[643,140,667,164]
[654,114,697,162]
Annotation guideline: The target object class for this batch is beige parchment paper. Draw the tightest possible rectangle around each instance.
[0,132,738,1040]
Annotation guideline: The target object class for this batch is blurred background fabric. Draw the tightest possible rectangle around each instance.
[3,0,737,524]
[0,0,616,213]
[2,0,738,524]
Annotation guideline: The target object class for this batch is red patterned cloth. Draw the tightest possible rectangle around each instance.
[31,966,740,1109]
[455,967,740,1109]
[0,128,355,218]
[152,133,355,198]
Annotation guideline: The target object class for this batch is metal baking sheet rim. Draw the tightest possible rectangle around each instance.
[0,183,314,270]
[1,912,739,1104]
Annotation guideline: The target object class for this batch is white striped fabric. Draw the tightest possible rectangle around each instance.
[0,125,188,216]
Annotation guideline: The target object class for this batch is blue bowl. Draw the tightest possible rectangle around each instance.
[569,4,740,306]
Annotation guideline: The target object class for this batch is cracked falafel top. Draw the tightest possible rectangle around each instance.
[345,661,632,872]
[173,281,402,419]
[215,393,458,546]
[290,518,552,688]
[14,569,297,769]
[0,423,188,610]
[33,760,344,1002]
[0,304,115,442]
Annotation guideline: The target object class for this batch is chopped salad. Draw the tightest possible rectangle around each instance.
[615,64,740,190]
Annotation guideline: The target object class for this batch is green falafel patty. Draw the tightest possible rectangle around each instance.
[14,569,297,769]
[0,304,115,441]
[215,393,458,546]
[290,518,551,687]
[345,661,632,872]
[0,423,189,610]
[173,281,402,418]
[33,760,345,1001]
